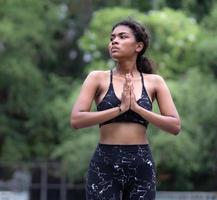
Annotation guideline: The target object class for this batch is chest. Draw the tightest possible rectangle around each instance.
[95,75,155,105]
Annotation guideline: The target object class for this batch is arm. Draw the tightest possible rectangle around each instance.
[131,75,181,135]
[70,71,130,129]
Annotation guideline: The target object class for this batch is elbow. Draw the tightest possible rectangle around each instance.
[171,126,181,135]
[70,111,83,129]
[70,117,82,130]
[70,111,89,129]
[171,120,181,135]
[70,120,79,129]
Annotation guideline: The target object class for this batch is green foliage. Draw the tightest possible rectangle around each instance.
[0,71,73,160]
[0,60,43,114]
[92,0,151,12]
[151,133,198,190]
[151,0,215,21]
[194,36,217,76]
[202,3,217,32]
[79,7,200,78]
[174,69,217,173]
[0,136,30,161]
[0,0,71,161]
[0,60,44,160]
[148,104,199,190]
[149,68,217,190]
[182,0,215,21]
[52,127,99,182]
[144,8,199,78]
[194,4,217,76]
[51,80,99,182]
[26,82,73,159]
[0,0,62,60]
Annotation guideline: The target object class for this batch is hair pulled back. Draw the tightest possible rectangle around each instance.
[112,19,154,74]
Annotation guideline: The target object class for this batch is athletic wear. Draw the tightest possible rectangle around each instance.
[86,143,156,200]
[96,70,152,127]
[87,70,156,199]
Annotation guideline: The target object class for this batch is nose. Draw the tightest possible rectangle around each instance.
[111,38,118,45]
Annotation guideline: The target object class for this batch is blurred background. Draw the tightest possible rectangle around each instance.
[0,0,217,199]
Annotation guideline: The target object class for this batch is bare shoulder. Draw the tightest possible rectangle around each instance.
[143,74,169,97]
[86,70,110,80]
[143,73,166,85]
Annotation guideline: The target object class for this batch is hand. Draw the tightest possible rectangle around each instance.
[130,84,139,112]
[119,73,131,112]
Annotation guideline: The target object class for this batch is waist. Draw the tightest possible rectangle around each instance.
[99,123,149,145]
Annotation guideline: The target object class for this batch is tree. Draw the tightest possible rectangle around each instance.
[193,3,217,77]
[151,0,215,21]
[0,0,71,160]
[51,82,99,183]
[149,68,217,190]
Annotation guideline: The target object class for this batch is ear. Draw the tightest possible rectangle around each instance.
[135,42,144,53]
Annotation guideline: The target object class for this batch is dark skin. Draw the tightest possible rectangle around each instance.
[71,25,181,145]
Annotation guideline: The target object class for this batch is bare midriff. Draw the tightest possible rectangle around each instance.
[99,123,149,145]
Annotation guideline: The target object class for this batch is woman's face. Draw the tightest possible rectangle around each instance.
[108,25,141,61]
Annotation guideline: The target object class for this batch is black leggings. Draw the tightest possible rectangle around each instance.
[86,144,156,200]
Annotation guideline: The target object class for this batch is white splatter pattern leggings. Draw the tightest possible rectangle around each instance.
[85,143,156,200]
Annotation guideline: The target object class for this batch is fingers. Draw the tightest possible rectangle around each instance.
[120,73,138,111]
[130,84,135,100]
[120,74,132,111]
[123,73,132,91]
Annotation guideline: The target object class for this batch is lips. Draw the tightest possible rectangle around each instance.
[111,46,119,52]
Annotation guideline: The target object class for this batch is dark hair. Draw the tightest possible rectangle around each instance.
[112,19,154,74]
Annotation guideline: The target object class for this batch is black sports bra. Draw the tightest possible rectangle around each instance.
[96,70,152,128]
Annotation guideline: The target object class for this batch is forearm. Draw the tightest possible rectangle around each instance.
[136,106,181,135]
[71,107,121,129]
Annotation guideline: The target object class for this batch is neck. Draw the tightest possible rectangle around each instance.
[115,61,138,76]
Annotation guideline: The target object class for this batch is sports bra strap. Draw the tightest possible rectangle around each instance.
[110,69,113,84]
[140,72,145,88]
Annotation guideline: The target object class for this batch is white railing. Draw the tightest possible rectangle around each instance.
[0,191,217,200]
[0,191,29,200]
[156,191,217,200]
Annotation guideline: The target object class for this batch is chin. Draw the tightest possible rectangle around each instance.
[111,54,123,61]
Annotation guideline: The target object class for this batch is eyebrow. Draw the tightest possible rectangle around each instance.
[111,32,129,37]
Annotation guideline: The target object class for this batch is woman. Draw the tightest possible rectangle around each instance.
[71,19,181,200]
